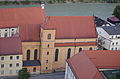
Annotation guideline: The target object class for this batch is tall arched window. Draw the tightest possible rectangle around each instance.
[79,48,82,52]
[55,49,59,62]
[67,48,71,59]
[26,49,30,60]
[48,34,51,39]
[34,49,38,60]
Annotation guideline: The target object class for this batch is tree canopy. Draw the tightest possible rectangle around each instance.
[113,5,120,19]
[18,68,30,79]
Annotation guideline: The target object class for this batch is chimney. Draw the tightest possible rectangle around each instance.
[41,1,45,9]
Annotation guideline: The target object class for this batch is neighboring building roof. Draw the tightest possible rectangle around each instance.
[107,17,120,24]
[102,26,120,35]
[0,37,22,56]
[19,24,41,42]
[95,16,111,27]
[85,50,120,68]
[23,60,41,67]
[0,6,45,27]
[67,50,120,79]
[67,51,103,79]
[43,16,97,39]
[55,42,97,47]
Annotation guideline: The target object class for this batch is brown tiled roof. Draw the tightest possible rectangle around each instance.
[0,7,45,27]
[0,37,22,56]
[55,42,97,47]
[43,16,97,39]
[85,50,120,68]
[67,51,103,79]
[67,50,120,79]
[19,24,41,42]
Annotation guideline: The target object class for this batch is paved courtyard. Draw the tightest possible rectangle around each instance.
[30,72,65,79]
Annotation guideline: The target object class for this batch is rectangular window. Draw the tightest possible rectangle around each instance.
[16,56,19,60]
[9,70,12,74]
[10,56,13,60]
[1,70,4,75]
[1,57,4,60]
[1,64,4,68]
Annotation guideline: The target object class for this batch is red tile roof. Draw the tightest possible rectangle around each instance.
[55,42,97,47]
[67,51,103,79]
[67,50,120,79]
[0,6,45,27]
[85,50,120,68]
[19,24,41,42]
[0,37,22,56]
[43,16,97,39]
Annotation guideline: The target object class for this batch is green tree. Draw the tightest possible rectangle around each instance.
[18,68,30,79]
[113,5,120,19]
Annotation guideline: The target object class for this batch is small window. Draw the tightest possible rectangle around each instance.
[12,29,14,31]
[46,60,48,63]
[16,63,19,67]
[5,30,7,31]
[47,52,49,55]
[10,64,12,67]
[1,57,4,60]
[11,32,14,36]
[115,47,117,50]
[48,44,50,48]
[111,48,114,50]
[89,47,93,50]
[46,67,48,70]
[16,56,19,60]
[4,33,7,37]
[10,56,13,60]
[1,64,4,68]
[16,70,19,74]
[1,71,4,75]
[9,70,12,74]
[112,43,114,45]
[112,36,113,38]
[116,42,118,45]
[48,34,51,39]
[33,68,36,72]
[79,48,82,52]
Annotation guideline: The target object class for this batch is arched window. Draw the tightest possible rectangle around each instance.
[48,34,51,39]
[34,49,38,60]
[79,48,82,52]
[67,48,71,59]
[55,49,59,62]
[26,49,30,60]
[89,47,93,50]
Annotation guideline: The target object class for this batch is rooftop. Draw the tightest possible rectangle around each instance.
[102,26,120,35]
[0,37,22,56]
[67,50,120,79]
[43,16,97,39]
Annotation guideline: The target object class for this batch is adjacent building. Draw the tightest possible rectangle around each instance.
[65,50,120,79]
[97,26,120,50]
[0,37,22,76]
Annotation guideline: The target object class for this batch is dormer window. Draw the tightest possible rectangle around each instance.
[48,34,51,39]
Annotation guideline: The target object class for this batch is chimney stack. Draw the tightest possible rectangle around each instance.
[41,1,45,9]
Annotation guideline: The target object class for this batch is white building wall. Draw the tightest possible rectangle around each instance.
[0,55,22,76]
[97,27,120,50]
[65,63,76,79]
[0,27,18,37]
